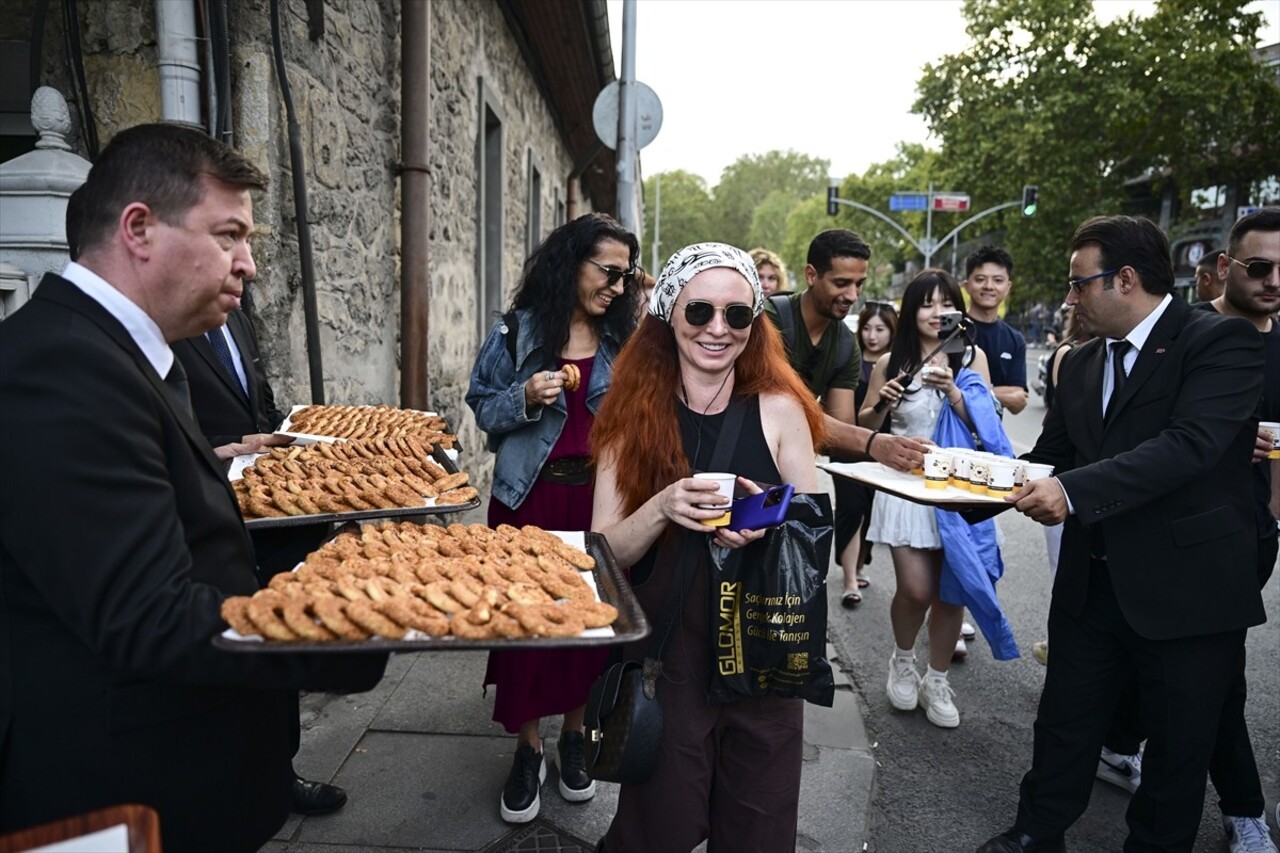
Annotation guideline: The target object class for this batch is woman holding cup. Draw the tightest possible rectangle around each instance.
[859,269,1012,728]
[591,242,825,851]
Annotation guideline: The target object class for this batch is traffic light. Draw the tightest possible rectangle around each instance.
[827,185,839,217]
[1021,185,1039,218]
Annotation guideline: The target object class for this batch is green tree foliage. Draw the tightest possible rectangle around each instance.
[641,170,714,272]
[712,150,831,250]
[914,0,1280,307]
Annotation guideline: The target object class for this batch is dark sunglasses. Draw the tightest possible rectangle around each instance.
[1067,268,1119,294]
[586,258,636,287]
[1228,256,1279,280]
[680,300,754,330]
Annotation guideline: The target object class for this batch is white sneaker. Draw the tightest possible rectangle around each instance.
[961,621,976,641]
[919,673,960,728]
[886,654,921,711]
[1096,746,1142,794]
[952,636,969,660]
[1222,814,1278,853]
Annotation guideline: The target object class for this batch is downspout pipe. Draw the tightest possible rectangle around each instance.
[270,0,325,403]
[400,0,431,409]
[155,0,202,126]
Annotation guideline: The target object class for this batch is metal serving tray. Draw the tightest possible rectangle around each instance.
[236,445,479,530]
[212,532,649,652]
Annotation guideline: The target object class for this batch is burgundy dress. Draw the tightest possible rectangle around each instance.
[484,356,610,732]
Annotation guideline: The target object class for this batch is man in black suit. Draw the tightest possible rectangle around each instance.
[0,123,386,852]
[173,309,349,815]
[978,216,1265,853]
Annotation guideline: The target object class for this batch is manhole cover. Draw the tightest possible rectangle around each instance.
[488,820,596,853]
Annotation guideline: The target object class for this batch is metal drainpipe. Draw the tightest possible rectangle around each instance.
[155,0,202,126]
[400,0,431,409]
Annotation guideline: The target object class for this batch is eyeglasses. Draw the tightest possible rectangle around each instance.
[585,259,636,287]
[679,300,755,330]
[1067,268,1119,294]
[1228,256,1279,280]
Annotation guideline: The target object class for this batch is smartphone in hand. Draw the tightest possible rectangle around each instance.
[727,484,794,532]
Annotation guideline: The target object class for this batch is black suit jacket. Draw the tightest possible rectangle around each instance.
[172,308,284,447]
[0,275,384,852]
[1027,296,1266,640]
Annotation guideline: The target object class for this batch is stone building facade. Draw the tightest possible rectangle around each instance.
[0,0,617,491]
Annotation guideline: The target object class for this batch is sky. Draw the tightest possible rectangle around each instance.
[606,0,1280,187]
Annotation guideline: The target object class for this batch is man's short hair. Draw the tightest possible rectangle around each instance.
[1228,207,1280,255]
[75,123,268,256]
[1070,215,1173,296]
[964,244,1015,279]
[806,229,870,275]
[65,185,85,262]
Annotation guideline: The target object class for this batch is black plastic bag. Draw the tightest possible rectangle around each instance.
[707,492,835,707]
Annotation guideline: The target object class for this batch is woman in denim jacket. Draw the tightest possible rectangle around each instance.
[465,212,639,824]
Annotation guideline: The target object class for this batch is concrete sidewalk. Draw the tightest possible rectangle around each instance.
[262,478,874,853]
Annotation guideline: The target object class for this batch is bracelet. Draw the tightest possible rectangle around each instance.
[864,431,878,458]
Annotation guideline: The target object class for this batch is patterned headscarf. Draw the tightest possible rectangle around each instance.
[648,242,763,322]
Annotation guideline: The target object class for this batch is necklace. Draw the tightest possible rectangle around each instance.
[680,368,733,472]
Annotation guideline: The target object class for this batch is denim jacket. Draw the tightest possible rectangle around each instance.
[465,308,621,510]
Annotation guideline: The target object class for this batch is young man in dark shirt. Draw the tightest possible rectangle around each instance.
[963,245,1028,416]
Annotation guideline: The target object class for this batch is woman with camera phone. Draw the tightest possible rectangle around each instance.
[858,269,1001,729]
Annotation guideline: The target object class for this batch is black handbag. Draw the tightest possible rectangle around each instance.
[583,399,747,784]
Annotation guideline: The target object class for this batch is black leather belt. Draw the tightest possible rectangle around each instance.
[539,455,593,485]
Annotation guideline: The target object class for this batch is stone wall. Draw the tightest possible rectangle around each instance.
[4,0,596,496]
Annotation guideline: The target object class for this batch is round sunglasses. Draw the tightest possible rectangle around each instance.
[679,300,754,330]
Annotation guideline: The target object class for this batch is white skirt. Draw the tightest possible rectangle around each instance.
[867,492,942,550]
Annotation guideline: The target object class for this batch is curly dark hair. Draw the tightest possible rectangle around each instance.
[510,212,640,362]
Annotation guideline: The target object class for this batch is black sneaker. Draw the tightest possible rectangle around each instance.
[556,730,597,802]
[500,743,545,823]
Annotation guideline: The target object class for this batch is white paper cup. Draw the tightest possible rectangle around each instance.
[950,451,973,490]
[1013,461,1027,487]
[968,457,990,495]
[1023,462,1055,482]
[923,450,954,490]
[987,459,1019,495]
[693,472,736,527]
[1261,422,1280,460]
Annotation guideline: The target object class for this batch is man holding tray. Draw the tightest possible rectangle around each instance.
[0,123,386,852]
[979,215,1265,852]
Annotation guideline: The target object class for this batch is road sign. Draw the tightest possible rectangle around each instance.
[889,193,928,212]
[592,81,663,150]
[1238,206,1261,219]
[931,193,971,212]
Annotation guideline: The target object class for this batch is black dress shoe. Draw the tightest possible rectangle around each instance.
[291,775,348,815]
[976,828,1065,853]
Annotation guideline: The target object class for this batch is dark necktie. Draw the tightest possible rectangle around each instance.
[1105,339,1131,420]
[165,358,194,417]
[206,327,248,400]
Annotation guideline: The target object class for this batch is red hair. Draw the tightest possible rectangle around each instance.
[591,313,826,517]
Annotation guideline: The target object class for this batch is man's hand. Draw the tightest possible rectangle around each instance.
[1252,426,1273,463]
[1009,476,1068,525]
[213,432,292,460]
[870,433,931,473]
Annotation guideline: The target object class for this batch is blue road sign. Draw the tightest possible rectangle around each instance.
[889,193,929,212]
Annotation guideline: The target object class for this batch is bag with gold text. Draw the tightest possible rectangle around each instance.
[706,492,834,706]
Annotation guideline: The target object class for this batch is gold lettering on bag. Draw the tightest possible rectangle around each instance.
[716,581,744,675]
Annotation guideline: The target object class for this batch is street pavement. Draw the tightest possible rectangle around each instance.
[264,350,1277,852]
[262,494,875,853]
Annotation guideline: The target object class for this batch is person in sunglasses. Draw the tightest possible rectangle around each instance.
[590,242,825,853]
[466,212,640,824]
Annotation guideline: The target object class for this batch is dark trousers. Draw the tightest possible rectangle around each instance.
[1101,532,1276,817]
[1016,559,1246,852]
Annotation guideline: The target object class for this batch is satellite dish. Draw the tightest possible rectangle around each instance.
[592,81,663,150]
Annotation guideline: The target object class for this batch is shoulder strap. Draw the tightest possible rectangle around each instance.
[502,310,519,364]
[768,293,797,354]
[647,398,747,661]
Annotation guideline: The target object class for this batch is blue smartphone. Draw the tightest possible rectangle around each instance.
[727,484,794,532]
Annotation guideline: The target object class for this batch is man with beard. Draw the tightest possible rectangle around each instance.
[764,229,930,607]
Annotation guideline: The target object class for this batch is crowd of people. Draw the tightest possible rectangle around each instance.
[1,120,1277,853]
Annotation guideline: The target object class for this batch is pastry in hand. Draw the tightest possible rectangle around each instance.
[563,363,581,392]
